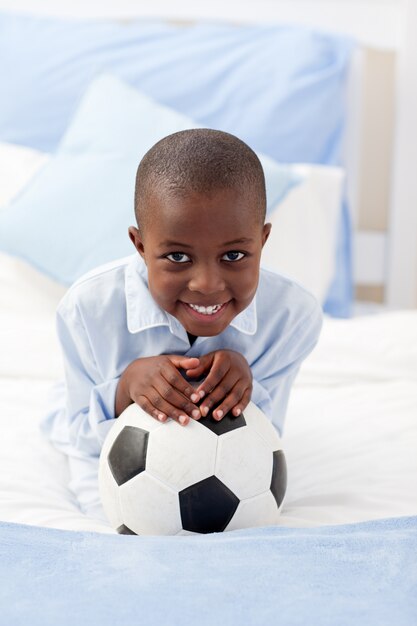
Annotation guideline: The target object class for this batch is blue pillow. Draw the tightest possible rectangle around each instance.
[0,13,353,160]
[0,75,301,286]
[0,12,354,315]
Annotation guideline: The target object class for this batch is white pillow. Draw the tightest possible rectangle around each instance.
[0,142,343,381]
[0,141,49,206]
[1,141,343,311]
[0,150,344,380]
[0,142,66,377]
[0,252,66,379]
[0,143,66,378]
[262,164,344,303]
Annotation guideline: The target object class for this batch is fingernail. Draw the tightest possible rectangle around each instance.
[216,410,223,420]
[192,409,200,419]
[201,406,209,417]
[234,408,241,416]
[179,415,188,425]
[198,390,205,398]
[190,393,199,402]
[158,413,166,422]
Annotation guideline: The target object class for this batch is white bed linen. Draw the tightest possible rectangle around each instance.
[0,142,416,533]
[0,253,416,532]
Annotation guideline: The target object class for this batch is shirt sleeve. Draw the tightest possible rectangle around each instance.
[41,302,119,459]
[250,301,323,436]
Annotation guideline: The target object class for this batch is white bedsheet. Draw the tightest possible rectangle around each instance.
[0,252,416,533]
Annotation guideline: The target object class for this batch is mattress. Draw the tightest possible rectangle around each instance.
[1,251,416,533]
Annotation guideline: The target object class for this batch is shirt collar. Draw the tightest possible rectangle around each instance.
[125,254,257,337]
[229,297,257,335]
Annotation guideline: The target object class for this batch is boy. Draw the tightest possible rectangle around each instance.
[42,129,322,518]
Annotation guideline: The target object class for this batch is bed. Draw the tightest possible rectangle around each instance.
[0,1,416,624]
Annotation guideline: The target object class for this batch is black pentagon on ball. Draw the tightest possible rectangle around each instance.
[270,449,287,508]
[108,426,149,486]
[116,524,137,535]
[179,475,239,533]
[198,410,246,435]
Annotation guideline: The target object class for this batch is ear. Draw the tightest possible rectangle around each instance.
[128,226,146,261]
[261,222,272,247]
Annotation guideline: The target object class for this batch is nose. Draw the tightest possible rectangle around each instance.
[188,262,226,295]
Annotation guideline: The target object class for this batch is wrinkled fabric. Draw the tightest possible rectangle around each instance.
[0,516,416,626]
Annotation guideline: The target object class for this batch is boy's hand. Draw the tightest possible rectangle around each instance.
[184,350,253,421]
[117,355,204,426]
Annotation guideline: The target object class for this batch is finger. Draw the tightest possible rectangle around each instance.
[135,395,169,423]
[184,364,207,378]
[230,387,252,417]
[195,358,230,401]
[199,369,238,417]
[146,385,199,426]
[168,356,200,370]
[184,353,213,379]
[160,362,202,404]
[213,384,252,421]
[154,376,201,421]
[135,388,190,426]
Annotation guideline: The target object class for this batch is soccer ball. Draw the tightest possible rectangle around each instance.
[99,401,287,535]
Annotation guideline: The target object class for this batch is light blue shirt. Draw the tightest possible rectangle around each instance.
[42,253,322,464]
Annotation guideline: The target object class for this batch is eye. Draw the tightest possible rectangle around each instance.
[166,252,190,263]
[222,251,245,262]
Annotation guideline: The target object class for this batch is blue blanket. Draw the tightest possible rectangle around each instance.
[1,516,416,625]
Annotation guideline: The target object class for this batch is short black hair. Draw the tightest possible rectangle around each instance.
[134,129,266,232]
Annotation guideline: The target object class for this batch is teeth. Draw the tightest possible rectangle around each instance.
[188,303,222,315]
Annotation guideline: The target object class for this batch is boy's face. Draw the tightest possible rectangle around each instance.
[129,187,271,337]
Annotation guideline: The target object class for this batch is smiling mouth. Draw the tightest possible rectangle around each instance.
[188,303,222,314]
[181,301,229,320]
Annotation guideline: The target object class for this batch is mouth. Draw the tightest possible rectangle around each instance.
[181,301,230,322]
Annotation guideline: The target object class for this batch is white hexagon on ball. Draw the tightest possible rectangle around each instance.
[146,417,217,491]
[215,426,273,500]
[98,465,123,529]
[225,490,282,532]
[120,472,182,536]
[242,401,283,451]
